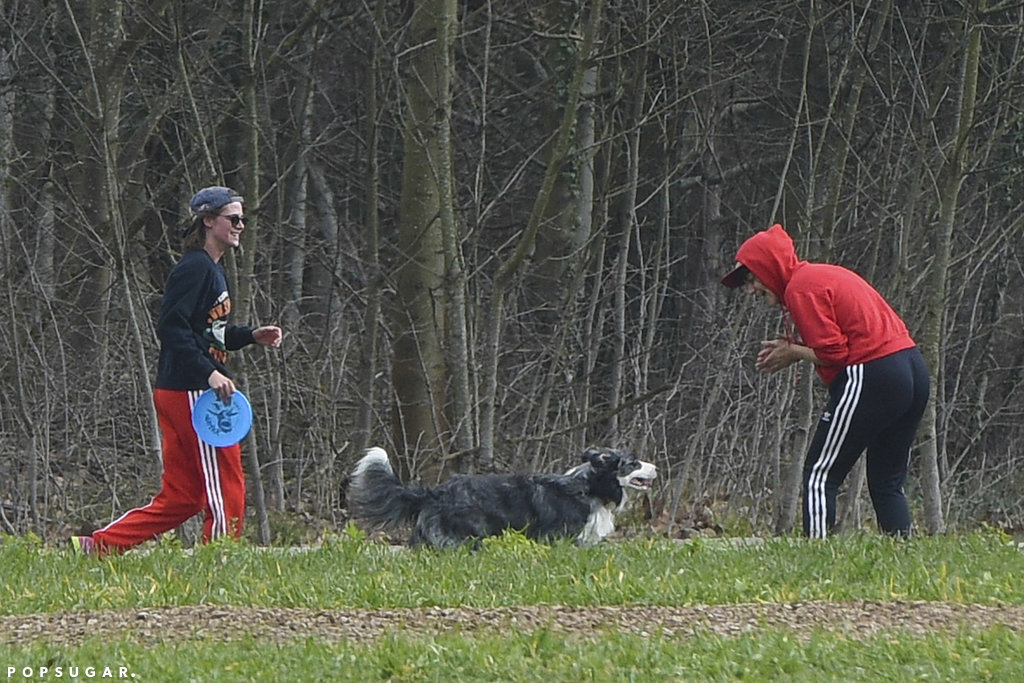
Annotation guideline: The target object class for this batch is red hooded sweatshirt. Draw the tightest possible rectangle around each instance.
[734,224,915,386]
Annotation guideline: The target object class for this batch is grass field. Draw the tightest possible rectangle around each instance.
[2,530,1022,681]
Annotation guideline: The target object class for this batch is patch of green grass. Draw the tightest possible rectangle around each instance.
[2,530,1023,615]
[2,626,1023,682]
[3,530,1023,680]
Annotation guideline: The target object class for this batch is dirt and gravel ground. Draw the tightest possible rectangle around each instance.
[4,601,1024,646]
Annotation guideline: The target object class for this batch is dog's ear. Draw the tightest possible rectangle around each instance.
[580,447,620,469]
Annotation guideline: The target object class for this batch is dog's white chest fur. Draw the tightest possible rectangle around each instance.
[577,503,617,546]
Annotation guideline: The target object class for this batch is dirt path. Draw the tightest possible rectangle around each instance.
[4,601,1023,646]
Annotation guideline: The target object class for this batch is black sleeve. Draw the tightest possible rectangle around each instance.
[157,256,219,382]
[225,325,256,351]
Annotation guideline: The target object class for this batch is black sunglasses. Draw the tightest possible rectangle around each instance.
[219,213,245,227]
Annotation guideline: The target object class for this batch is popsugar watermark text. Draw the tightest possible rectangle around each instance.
[7,666,136,679]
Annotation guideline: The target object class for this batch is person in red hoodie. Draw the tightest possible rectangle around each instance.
[722,224,929,538]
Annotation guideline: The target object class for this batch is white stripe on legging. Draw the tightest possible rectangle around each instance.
[192,390,227,539]
[806,364,863,539]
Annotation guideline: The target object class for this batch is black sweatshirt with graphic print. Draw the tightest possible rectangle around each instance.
[155,249,255,391]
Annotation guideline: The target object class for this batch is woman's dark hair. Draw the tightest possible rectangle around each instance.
[182,216,207,250]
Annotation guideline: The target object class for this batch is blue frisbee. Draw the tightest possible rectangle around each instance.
[191,389,253,447]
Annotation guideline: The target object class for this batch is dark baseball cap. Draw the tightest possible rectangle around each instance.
[721,262,750,288]
[189,186,243,217]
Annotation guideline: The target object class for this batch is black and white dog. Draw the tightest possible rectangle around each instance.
[347,446,657,548]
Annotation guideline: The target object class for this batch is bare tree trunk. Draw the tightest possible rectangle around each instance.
[763,14,816,525]
[774,371,814,535]
[65,0,121,358]
[0,22,11,255]
[271,81,315,512]
[353,0,386,457]
[837,459,866,532]
[435,1,474,471]
[238,0,271,544]
[478,0,604,468]
[529,1,599,305]
[392,0,457,480]
[609,23,648,435]
[918,9,981,536]
[523,53,600,471]
[819,0,891,245]
[66,0,163,475]
[2,26,45,534]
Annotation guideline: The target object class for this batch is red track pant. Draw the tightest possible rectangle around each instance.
[92,388,246,552]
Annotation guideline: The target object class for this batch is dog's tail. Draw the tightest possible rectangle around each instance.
[347,447,426,532]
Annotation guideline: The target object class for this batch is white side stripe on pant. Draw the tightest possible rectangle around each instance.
[191,390,228,539]
[806,364,864,539]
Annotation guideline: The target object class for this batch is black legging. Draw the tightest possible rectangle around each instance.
[802,346,930,538]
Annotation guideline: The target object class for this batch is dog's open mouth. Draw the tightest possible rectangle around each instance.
[624,463,658,491]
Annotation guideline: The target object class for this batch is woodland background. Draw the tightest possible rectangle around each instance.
[1,0,1022,543]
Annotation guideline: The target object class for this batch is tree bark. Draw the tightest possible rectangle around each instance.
[478,0,604,468]
[354,0,387,458]
[238,0,271,544]
[918,8,982,536]
[392,0,457,480]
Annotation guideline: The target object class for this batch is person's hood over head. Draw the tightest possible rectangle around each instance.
[721,224,803,299]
